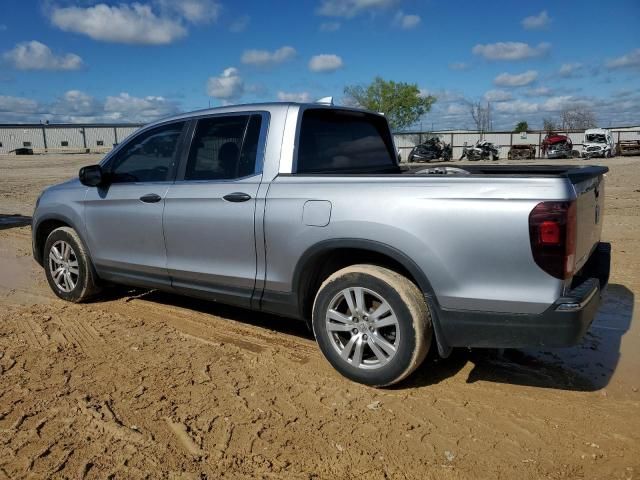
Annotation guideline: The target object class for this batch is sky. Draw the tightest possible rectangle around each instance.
[0,0,639,130]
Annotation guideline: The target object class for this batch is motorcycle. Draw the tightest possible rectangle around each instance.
[407,138,452,163]
[460,140,499,161]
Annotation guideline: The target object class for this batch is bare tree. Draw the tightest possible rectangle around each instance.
[465,99,491,135]
[542,117,557,133]
[559,106,597,130]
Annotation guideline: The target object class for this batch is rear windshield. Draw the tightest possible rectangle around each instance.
[296,108,398,174]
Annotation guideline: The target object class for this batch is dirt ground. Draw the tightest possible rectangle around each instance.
[0,153,639,479]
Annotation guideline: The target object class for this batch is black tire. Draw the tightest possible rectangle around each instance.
[43,226,102,302]
[312,265,432,387]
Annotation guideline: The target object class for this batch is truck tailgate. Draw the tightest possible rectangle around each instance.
[572,170,606,271]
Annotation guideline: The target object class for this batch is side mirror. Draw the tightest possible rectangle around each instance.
[79,165,105,187]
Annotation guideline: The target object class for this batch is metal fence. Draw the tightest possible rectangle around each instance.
[393,129,640,161]
[2,122,640,159]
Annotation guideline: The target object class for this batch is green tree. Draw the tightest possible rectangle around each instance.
[344,77,436,131]
[514,121,529,133]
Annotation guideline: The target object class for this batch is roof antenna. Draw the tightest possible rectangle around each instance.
[315,96,334,105]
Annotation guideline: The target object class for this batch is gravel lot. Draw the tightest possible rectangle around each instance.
[1,153,639,479]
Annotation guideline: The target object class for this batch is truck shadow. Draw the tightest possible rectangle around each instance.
[108,287,314,339]
[409,284,634,392]
[108,283,633,393]
[0,214,31,230]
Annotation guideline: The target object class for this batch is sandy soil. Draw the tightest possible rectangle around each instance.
[0,153,639,479]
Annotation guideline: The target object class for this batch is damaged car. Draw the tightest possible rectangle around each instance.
[582,128,614,158]
[542,133,575,159]
[507,144,536,160]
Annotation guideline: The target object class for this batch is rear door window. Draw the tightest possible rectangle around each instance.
[296,109,397,174]
[184,114,262,181]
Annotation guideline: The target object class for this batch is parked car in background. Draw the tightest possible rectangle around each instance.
[508,144,536,160]
[408,137,452,162]
[542,133,574,159]
[582,128,614,158]
[32,101,610,387]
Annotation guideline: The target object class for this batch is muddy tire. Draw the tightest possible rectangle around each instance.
[44,227,102,302]
[312,265,432,387]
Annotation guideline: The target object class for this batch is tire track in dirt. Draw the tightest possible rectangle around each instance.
[107,295,319,364]
[7,309,105,355]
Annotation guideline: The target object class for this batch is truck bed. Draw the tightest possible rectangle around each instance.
[407,164,608,183]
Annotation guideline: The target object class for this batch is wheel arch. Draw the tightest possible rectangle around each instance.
[291,239,449,355]
[33,214,84,266]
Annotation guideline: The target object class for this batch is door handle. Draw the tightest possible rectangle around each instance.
[223,192,252,203]
[139,193,162,203]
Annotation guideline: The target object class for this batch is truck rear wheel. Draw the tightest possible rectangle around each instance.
[312,265,432,387]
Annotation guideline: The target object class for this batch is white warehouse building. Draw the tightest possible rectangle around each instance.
[0,123,143,155]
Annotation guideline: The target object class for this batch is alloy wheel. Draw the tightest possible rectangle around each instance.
[325,287,400,369]
[48,240,79,292]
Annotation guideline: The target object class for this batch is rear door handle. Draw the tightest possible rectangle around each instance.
[223,192,252,203]
[139,193,162,203]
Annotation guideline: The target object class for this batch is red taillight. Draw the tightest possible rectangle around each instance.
[539,221,561,245]
[529,201,577,279]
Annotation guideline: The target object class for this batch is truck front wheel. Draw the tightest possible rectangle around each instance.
[312,265,432,387]
[44,226,102,302]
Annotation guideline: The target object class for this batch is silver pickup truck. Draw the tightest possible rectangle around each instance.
[32,101,610,386]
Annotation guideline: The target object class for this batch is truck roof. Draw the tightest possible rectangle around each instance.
[585,128,609,134]
[146,101,379,129]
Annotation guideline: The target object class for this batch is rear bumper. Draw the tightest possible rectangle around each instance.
[437,242,611,349]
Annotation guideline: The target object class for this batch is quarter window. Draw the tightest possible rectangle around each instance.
[296,109,397,173]
[108,121,185,183]
[185,114,262,181]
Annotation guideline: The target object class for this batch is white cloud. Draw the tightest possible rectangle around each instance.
[207,67,244,100]
[3,40,83,71]
[156,0,220,24]
[393,11,420,29]
[229,15,250,32]
[494,99,539,114]
[558,62,583,78]
[319,21,341,32]
[472,42,550,61]
[277,91,312,102]
[51,90,102,119]
[540,95,573,112]
[483,89,513,102]
[309,54,344,72]
[607,48,640,69]
[494,70,538,87]
[50,3,187,45]
[446,103,467,115]
[317,0,397,18]
[241,46,296,67]
[0,90,179,123]
[524,86,553,97]
[0,95,40,115]
[522,10,551,30]
[449,62,469,71]
[104,92,179,122]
